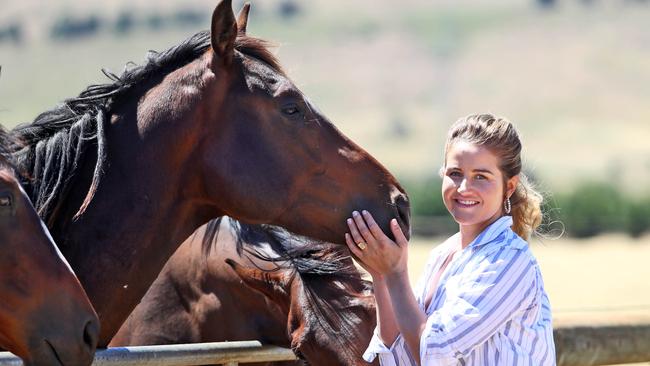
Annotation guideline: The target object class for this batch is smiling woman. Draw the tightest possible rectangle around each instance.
[345,114,555,366]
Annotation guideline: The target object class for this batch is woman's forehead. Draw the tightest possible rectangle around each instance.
[446,141,500,169]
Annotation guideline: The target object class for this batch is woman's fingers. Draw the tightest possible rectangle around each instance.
[352,211,377,244]
[390,218,409,247]
[361,210,390,241]
[346,217,365,245]
[345,233,364,258]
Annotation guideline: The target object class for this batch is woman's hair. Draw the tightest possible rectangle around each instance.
[444,113,543,240]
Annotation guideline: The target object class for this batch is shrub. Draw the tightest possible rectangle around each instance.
[626,198,650,238]
[555,182,628,238]
[51,14,103,40]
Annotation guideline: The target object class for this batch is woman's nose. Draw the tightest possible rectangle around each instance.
[457,178,469,192]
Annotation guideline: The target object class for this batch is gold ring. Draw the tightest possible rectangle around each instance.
[357,242,367,250]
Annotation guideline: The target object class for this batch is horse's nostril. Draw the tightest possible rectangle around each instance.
[395,194,411,229]
[83,318,99,353]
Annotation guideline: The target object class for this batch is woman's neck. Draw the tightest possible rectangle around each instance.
[458,214,503,248]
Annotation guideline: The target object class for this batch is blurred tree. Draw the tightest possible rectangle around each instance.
[557,182,627,238]
[51,14,103,40]
[0,22,23,45]
[173,9,207,28]
[146,13,165,30]
[278,1,301,20]
[114,11,136,35]
[537,0,556,8]
[626,199,650,238]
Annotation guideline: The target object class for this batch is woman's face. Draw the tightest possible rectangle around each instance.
[442,140,517,235]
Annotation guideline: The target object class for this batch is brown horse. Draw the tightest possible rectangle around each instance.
[111,217,378,366]
[0,127,99,365]
[9,1,409,345]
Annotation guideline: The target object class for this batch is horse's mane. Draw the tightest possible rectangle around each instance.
[217,217,374,363]
[0,126,10,166]
[9,30,282,227]
[0,125,19,173]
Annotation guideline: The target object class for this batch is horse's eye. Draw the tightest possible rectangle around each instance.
[282,103,301,116]
[0,194,12,207]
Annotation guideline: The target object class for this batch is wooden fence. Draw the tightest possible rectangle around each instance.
[0,322,649,365]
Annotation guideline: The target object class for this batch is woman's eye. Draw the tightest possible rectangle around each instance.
[449,171,462,177]
[282,104,301,116]
[475,174,487,180]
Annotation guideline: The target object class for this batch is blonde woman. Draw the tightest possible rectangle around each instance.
[346,114,555,365]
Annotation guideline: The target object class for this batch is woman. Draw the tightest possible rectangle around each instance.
[346,114,555,365]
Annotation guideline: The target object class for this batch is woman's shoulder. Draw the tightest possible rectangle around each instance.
[432,233,459,252]
[423,233,459,262]
[478,230,538,265]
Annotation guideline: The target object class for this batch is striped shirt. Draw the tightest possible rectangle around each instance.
[363,216,556,365]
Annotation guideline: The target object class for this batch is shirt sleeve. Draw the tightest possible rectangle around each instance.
[419,244,539,365]
[363,331,417,366]
[362,329,394,365]
[363,240,454,365]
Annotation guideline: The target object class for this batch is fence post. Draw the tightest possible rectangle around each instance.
[554,319,650,366]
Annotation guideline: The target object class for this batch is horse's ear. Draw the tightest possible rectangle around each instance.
[225,258,290,308]
[211,0,237,66]
[236,3,251,35]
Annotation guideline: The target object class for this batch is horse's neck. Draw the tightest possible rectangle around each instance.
[61,125,218,346]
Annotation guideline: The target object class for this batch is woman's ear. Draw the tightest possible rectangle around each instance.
[506,174,520,198]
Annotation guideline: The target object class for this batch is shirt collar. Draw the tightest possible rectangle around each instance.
[467,215,513,248]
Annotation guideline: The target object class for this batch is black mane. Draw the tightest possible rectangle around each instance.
[9,30,282,227]
[217,217,374,363]
[0,125,18,173]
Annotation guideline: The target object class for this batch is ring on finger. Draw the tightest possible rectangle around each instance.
[357,242,367,250]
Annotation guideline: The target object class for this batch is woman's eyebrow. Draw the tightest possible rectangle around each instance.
[473,168,494,174]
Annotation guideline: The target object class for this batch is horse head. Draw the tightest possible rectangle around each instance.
[226,249,378,366]
[0,132,98,366]
[118,0,410,245]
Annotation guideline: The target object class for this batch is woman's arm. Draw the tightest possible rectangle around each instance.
[346,211,427,364]
[383,270,427,364]
[345,231,401,346]
[373,276,401,346]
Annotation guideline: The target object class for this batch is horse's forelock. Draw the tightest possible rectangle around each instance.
[234,36,284,75]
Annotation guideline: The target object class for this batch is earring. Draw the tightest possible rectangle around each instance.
[504,197,512,214]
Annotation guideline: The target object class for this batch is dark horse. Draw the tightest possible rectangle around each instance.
[0,127,99,365]
[111,217,378,366]
[9,1,409,345]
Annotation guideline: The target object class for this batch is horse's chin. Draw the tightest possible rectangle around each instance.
[23,340,64,366]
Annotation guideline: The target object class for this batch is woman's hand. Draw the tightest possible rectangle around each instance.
[345,210,409,279]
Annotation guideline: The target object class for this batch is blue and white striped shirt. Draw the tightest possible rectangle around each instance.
[363,216,556,365]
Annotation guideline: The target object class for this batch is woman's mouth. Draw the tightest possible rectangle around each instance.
[454,198,479,208]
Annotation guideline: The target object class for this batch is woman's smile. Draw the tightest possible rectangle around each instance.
[453,198,480,207]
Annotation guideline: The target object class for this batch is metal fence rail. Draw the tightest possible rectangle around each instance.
[1,323,649,365]
[0,341,296,366]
